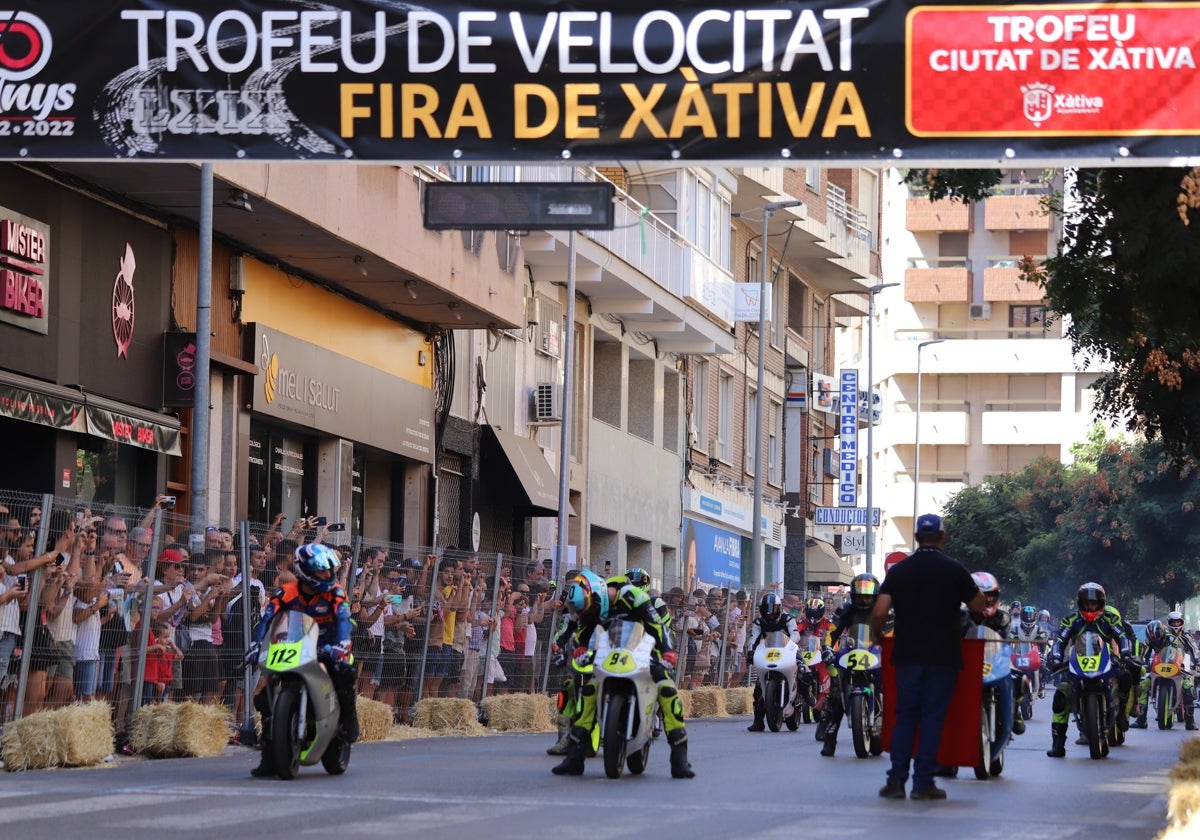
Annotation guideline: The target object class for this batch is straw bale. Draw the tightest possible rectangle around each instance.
[129,703,181,756]
[356,696,394,742]
[685,687,727,718]
[481,694,555,732]
[1160,780,1200,839]
[384,725,442,741]
[723,687,753,716]
[412,698,486,734]
[172,702,231,758]
[1,702,114,771]
[1,710,61,771]
[677,690,692,718]
[56,702,114,766]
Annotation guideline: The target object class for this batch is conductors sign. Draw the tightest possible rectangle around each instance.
[815,506,880,527]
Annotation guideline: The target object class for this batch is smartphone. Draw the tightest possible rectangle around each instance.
[55,553,68,568]
[160,496,176,510]
[327,522,346,533]
[188,533,205,556]
[313,516,328,527]
[16,574,28,590]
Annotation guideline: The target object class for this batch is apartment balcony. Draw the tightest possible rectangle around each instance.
[885,402,972,447]
[46,161,525,330]
[905,197,973,232]
[733,171,877,294]
[983,259,1048,302]
[880,473,967,522]
[981,402,1087,445]
[520,166,736,355]
[984,193,1053,231]
[904,259,971,303]
[906,337,1075,374]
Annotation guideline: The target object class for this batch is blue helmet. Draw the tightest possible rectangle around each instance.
[294,543,340,593]
[566,569,609,620]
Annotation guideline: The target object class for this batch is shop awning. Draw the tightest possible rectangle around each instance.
[482,425,574,517]
[0,370,181,456]
[806,538,855,585]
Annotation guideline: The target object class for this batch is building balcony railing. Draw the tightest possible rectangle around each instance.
[984,193,1053,231]
[883,403,971,447]
[981,406,1087,445]
[905,197,973,232]
[982,258,1048,303]
[904,259,971,302]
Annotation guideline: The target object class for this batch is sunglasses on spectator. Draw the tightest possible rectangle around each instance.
[386,575,408,587]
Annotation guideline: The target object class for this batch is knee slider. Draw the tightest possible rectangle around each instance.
[659,683,678,700]
[581,682,597,698]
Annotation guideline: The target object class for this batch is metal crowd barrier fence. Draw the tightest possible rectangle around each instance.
[0,491,852,738]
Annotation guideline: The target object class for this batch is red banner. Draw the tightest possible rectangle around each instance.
[907,3,1200,136]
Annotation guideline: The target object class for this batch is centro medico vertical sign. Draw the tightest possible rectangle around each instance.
[838,368,858,507]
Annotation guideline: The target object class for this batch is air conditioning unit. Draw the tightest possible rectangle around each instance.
[533,382,562,422]
[707,438,723,461]
[969,302,992,320]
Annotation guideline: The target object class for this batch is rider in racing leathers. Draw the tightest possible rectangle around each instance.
[744,593,802,732]
[818,574,881,757]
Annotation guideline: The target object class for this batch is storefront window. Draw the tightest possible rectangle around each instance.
[76,437,152,509]
[248,421,312,526]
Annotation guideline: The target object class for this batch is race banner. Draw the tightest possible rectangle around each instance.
[0,1,1194,163]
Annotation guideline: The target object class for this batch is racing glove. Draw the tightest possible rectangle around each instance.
[821,647,836,666]
[243,642,262,667]
[573,646,591,667]
[662,650,677,669]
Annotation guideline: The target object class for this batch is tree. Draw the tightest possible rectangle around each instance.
[909,166,1200,463]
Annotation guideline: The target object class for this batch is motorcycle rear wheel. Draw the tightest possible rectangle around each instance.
[765,679,784,732]
[850,694,870,759]
[270,686,303,780]
[602,693,629,780]
[1083,692,1104,760]
[1157,682,1174,730]
[321,736,351,775]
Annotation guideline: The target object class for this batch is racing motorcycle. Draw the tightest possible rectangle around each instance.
[593,618,663,779]
[259,611,352,779]
[1010,640,1042,721]
[752,629,803,732]
[1061,629,1119,760]
[834,623,883,759]
[795,632,829,724]
[975,626,1015,779]
[1150,635,1194,730]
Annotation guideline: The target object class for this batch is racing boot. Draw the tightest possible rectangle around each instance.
[1133,707,1148,729]
[547,713,572,755]
[747,697,766,732]
[1047,722,1067,758]
[814,710,831,742]
[250,692,276,777]
[820,729,837,757]
[1186,704,1197,731]
[668,729,695,779]
[551,727,588,776]
[334,679,360,744]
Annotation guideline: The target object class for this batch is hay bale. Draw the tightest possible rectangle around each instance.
[1162,780,1200,839]
[677,690,692,718]
[57,702,114,766]
[384,725,442,740]
[481,694,555,732]
[723,687,754,716]
[686,687,727,718]
[357,696,394,742]
[413,698,485,734]
[1,702,114,771]
[129,702,228,758]
[172,702,230,758]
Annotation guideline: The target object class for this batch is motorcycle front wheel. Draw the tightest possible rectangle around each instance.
[1083,692,1104,760]
[1157,682,1174,730]
[270,686,303,780]
[850,693,870,759]
[602,693,629,780]
[974,706,991,780]
[765,678,784,732]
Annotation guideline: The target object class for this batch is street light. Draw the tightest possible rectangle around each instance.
[739,199,802,589]
[912,338,946,545]
[864,282,899,577]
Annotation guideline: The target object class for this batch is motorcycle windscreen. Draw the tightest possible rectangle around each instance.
[880,635,984,768]
[762,630,789,649]
[605,619,645,650]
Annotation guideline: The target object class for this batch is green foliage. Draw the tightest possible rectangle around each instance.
[942,438,1200,615]
[902,169,1003,203]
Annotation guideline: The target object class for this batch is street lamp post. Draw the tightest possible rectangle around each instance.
[863,282,898,577]
[912,338,946,544]
[747,199,801,588]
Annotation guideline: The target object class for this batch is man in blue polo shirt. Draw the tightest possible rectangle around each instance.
[871,513,985,801]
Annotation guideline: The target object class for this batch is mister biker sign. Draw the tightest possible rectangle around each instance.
[0,1,1193,164]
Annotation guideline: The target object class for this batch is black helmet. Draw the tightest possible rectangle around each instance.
[850,574,880,609]
[1076,582,1106,621]
[1021,605,1037,627]
[760,592,782,622]
[804,597,826,625]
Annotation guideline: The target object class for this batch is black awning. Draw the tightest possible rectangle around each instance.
[0,370,86,432]
[481,425,573,518]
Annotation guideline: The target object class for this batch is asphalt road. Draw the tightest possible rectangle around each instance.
[0,707,1184,840]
